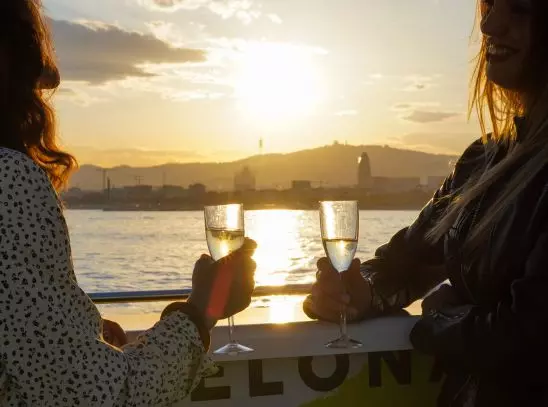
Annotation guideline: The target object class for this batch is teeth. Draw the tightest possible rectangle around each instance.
[487,44,514,57]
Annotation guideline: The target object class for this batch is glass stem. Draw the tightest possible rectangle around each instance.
[228,315,236,343]
[339,273,348,340]
[340,308,347,339]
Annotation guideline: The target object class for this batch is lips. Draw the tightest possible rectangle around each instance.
[486,42,519,62]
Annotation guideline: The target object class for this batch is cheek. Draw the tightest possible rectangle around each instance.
[512,20,533,53]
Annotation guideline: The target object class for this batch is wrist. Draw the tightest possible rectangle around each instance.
[361,270,384,317]
[161,301,216,350]
[187,297,218,330]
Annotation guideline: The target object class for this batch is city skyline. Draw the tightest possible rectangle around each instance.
[45,0,480,166]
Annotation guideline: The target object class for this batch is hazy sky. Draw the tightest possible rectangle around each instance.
[43,0,480,166]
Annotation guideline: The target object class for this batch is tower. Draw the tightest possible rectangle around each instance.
[357,152,372,189]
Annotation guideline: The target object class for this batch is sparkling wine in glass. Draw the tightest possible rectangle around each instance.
[204,204,254,355]
[320,200,362,349]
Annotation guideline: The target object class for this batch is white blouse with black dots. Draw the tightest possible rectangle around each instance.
[0,148,216,406]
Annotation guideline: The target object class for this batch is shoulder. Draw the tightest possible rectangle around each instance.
[454,137,489,171]
[448,138,488,191]
[0,147,52,189]
[458,138,487,163]
[0,147,59,209]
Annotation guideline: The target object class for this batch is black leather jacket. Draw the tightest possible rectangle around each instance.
[362,126,548,406]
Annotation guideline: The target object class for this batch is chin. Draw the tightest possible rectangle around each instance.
[486,64,525,91]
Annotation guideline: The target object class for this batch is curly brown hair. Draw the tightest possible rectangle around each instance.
[0,0,76,191]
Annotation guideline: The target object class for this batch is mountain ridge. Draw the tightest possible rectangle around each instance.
[70,143,458,191]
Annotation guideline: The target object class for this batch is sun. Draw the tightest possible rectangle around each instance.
[234,42,325,122]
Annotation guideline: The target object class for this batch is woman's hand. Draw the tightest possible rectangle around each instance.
[303,258,372,323]
[102,319,128,347]
[188,238,257,328]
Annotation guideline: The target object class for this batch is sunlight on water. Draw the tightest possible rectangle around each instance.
[268,296,304,324]
[226,203,242,231]
[252,295,306,324]
[247,210,309,286]
[66,209,419,317]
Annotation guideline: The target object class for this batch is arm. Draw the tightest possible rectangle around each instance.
[0,153,215,406]
[360,179,452,314]
[304,140,485,323]
[362,140,485,315]
[305,176,456,322]
[410,228,548,381]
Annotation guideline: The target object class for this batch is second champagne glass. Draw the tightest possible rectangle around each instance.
[319,200,363,349]
[204,203,254,355]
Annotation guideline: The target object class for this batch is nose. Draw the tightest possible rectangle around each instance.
[480,2,511,38]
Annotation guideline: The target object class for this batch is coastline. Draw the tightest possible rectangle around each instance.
[65,202,426,211]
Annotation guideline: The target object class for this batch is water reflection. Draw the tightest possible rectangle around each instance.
[246,210,313,287]
[65,209,420,322]
[253,295,307,324]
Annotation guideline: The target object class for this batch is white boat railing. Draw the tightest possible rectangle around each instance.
[87,284,436,406]
[88,284,313,304]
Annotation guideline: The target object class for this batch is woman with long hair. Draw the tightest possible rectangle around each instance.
[0,1,256,405]
[306,0,548,405]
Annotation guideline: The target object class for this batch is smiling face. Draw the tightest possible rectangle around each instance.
[480,0,533,91]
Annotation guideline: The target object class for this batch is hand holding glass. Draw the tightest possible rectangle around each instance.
[204,204,254,355]
[320,200,362,349]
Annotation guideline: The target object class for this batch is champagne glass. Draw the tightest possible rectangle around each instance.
[204,204,254,355]
[319,200,362,349]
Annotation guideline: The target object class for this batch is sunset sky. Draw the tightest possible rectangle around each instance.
[44,0,479,166]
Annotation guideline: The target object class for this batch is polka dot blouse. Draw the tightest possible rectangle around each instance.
[0,148,216,406]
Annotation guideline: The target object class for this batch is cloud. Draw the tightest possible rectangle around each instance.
[137,0,208,11]
[364,73,439,89]
[146,20,208,48]
[403,110,461,123]
[392,103,412,111]
[267,14,283,24]
[57,88,75,95]
[137,0,261,23]
[399,132,478,154]
[50,19,206,84]
[362,73,384,86]
[392,101,461,123]
[54,82,106,106]
[97,68,228,104]
[400,75,440,92]
[392,101,440,111]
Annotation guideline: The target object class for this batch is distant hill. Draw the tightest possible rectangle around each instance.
[69,144,457,191]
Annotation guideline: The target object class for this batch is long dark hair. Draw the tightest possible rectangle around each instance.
[0,0,76,190]
[429,0,548,252]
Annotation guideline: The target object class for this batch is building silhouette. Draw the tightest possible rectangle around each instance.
[234,166,256,191]
[291,180,312,190]
[357,152,373,189]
